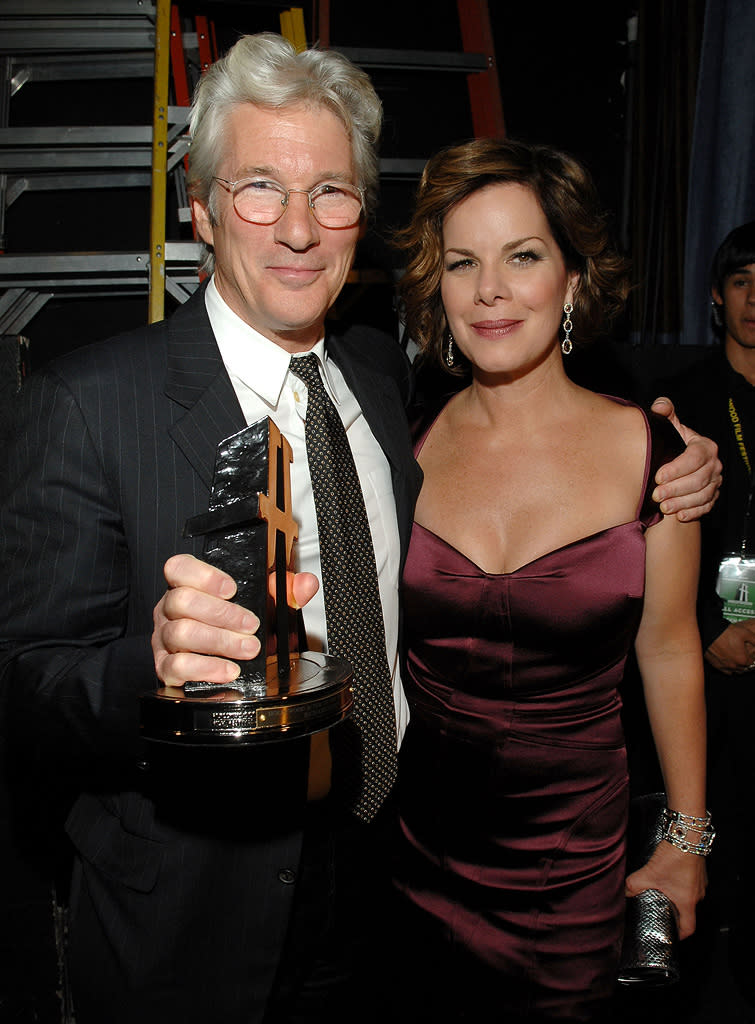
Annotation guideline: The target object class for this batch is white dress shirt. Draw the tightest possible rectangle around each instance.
[205,278,408,741]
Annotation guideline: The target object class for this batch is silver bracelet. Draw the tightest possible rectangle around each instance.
[661,807,715,856]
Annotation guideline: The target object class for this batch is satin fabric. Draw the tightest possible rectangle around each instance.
[395,400,667,1021]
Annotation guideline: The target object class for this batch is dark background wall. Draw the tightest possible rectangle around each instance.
[4,0,637,369]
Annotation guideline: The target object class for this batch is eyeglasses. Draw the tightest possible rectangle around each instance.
[213,176,365,229]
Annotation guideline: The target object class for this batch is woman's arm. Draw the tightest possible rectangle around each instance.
[627,512,708,939]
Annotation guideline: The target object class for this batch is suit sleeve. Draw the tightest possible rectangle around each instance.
[639,410,687,527]
[0,369,156,764]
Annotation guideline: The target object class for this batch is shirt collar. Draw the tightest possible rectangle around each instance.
[205,275,333,407]
[289,341,343,404]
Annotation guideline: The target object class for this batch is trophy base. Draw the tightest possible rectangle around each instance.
[140,652,353,746]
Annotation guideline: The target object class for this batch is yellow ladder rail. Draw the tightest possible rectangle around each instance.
[280,7,308,52]
[149,0,171,324]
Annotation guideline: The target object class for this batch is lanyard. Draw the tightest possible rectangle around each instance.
[729,396,755,557]
[729,397,752,476]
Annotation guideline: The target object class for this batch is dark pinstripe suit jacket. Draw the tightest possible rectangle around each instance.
[0,285,422,1021]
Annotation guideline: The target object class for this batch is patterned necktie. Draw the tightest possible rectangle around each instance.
[289,353,398,822]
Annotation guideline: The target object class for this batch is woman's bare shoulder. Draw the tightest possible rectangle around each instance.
[576,390,648,446]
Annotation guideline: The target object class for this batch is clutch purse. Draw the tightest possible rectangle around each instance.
[617,792,680,986]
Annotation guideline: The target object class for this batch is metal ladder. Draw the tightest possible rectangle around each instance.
[0,0,504,347]
[0,0,206,338]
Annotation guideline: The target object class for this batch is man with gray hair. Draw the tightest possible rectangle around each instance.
[0,31,721,1024]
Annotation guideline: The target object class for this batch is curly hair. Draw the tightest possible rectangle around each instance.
[395,138,630,374]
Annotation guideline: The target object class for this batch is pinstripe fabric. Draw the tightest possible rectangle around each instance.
[0,285,421,1023]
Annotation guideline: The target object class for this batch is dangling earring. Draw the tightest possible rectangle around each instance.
[446,330,455,368]
[561,303,573,355]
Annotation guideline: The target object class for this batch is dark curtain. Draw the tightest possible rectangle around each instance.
[682,0,755,347]
[627,0,705,346]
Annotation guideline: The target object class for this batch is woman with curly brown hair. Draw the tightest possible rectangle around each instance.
[391,139,710,1022]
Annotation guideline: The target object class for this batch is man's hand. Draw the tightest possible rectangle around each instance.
[705,620,755,674]
[152,553,318,687]
[650,397,722,521]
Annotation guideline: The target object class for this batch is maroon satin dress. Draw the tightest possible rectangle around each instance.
[394,400,681,1022]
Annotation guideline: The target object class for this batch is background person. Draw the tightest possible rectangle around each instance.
[662,220,755,1005]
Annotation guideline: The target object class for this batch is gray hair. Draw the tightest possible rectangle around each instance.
[188,33,383,274]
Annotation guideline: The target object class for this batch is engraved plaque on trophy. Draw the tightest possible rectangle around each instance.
[140,417,353,746]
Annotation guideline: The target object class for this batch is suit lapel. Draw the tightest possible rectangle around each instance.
[328,332,422,562]
[161,295,420,558]
[335,352,407,472]
[164,287,246,489]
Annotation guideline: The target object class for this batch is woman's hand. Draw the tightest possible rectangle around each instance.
[625,840,707,939]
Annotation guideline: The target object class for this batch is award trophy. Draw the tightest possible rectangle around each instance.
[140,417,353,746]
